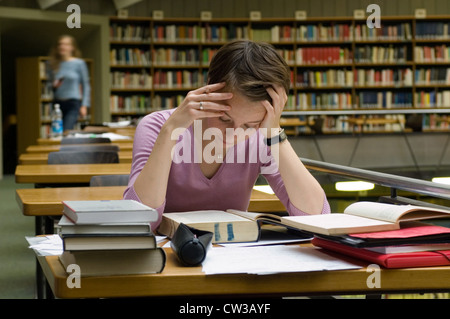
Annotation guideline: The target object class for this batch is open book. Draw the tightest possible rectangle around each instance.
[281,201,450,236]
[157,210,308,244]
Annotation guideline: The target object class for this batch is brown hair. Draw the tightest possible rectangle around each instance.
[207,40,290,102]
[48,35,82,71]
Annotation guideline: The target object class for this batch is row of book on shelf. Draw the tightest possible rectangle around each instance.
[110,68,450,89]
[109,91,450,113]
[110,22,430,43]
[55,199,450,277]
[110,21,450,43]
[109,46,450,67]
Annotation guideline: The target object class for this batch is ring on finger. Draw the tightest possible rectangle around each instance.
[199,101,204,110]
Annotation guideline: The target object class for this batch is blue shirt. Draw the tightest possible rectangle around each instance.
[50,58,91,107]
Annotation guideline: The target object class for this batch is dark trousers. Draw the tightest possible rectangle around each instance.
[56,99,82,131]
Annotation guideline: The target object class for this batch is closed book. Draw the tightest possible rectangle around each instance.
[312,237,450,269]
[59,248,166,276]
[61,233,157,251]
[315,222,450,248]
[62,200,158,224]
[58,215,152,235]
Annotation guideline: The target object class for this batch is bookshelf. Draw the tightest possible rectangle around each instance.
[16,56,93,156]
[108,16,450,133]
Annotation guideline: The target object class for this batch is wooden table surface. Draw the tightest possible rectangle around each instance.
[25,143,133,153]
[15,163,132,184]
[16,186,286,216]
[18,152,133,165]
[37,245,450,299]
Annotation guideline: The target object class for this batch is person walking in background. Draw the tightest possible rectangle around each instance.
[48,34,91,132]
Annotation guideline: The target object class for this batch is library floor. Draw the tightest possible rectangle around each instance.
[0,175,35,299]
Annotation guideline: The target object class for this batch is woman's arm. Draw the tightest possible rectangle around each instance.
[260,86,328,215]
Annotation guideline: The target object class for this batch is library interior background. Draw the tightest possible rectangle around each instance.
[1,0,450,298]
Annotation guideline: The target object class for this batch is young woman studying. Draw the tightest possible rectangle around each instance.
[124,40,330,230]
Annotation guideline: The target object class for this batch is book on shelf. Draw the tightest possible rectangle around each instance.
[354,22,411,41]
[110,94,152,113]
[296,47,352,65]
[297,24,353,42]
[415,68,450,85]
[153,47,199,66]
[153,70,204,89]
[110,48,151,66]
[416,21,450,40]
[157,210,312,244]
[295,92,353,110]
[415,45,450,63]
[153,94,184,110]
[415,90,450,108]
[153,24,202,43]
[59,248,166,276]
[354,45,408,63]
[296,69,353,88]
[202,23,249,42]
[357,91,412,109]
[280,201,450,236]
[110,71,152,89]
[354,68,412,87]
[422,114,450,130]
[110,23,150,42]
[62,200,158,224]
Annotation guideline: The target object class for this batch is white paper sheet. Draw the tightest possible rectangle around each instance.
[202,245,362,275]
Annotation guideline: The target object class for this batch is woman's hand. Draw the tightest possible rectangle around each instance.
[163,82,232,136]
[259,85,288,137]
[79,106,88,118]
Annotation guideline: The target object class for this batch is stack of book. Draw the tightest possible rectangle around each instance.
[58,200,165,277]
[279,201,450,269]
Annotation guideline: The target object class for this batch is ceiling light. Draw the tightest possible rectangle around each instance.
[253,185,275,195]
[335,181,375,192]
[432,177,450,185]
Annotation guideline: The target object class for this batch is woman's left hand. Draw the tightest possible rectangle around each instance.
[79,106,88,118]
[260,85,287,137]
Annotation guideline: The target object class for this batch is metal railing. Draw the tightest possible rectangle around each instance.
[301,158,450,202]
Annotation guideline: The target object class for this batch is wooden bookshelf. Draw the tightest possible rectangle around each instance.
[16,56,94,156]
[108,15,450,134]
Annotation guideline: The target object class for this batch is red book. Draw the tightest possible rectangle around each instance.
[312,237,450,269]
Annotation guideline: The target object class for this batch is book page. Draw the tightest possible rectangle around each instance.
[344,201,418,223]
[227,210,282,223]
[344,201,450,223]
[165,210,250,224]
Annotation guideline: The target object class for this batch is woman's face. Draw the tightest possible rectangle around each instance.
[57,37,74,57]
[204,92,267,148]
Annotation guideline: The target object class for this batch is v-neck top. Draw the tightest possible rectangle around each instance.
[123,109,330,229]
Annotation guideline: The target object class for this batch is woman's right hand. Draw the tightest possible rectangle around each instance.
[162,82,233,136]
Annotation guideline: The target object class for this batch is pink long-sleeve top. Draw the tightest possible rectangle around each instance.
[124,109,330,230]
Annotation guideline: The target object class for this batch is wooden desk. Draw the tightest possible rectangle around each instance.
[19,151,133,165]
[37,246,450,299]
[26,143,133,154]
[15,163,132,184]
[37,137,133,145]
[16,187,286,217]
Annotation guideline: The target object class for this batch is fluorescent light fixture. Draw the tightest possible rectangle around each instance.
[335,181,375,192]
[253,185,275,195]
[432,177,450,185]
